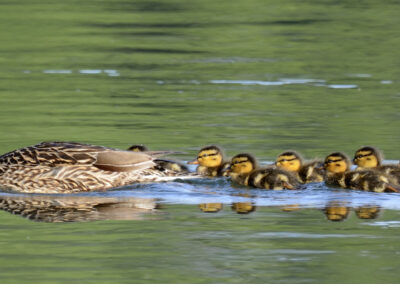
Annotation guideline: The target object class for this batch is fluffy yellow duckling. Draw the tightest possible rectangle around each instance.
[188,145,230,177]
[275,151,324,183]
[353,146,400,185]
[323,152,399,193]
[225,153,300,190]
[128,144,189,173]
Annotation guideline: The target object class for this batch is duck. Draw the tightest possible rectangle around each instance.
[224,153,300,190]
[353,146,400,185]
[323,152,399,192]
[188,145,230,177]
[128,144,190,173]
[275,151,324,183]
[0,141,198,194]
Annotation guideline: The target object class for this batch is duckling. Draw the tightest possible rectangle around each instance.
[323,152,399,193]
[188,145,230,177]
[128,144,189,173]
[0,141,197,194]
[275,151,324,183]
[353,146,400,185]
[225,153,300,190]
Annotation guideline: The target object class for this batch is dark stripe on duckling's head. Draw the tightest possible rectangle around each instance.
[353,146,383,167]
[128,144,149,152]
[324,152,351,173]
[275,151,303,172]
[189,145,224,167]
[230,153,257,174]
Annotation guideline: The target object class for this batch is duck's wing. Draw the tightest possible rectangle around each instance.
[0,141,157,172]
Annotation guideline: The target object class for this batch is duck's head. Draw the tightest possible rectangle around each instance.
[353,146,382,168]
[229,153,257,175]
[128,144,149,152]
[188,145,224,168]
[275,151,303,172]
[324,152,351,174]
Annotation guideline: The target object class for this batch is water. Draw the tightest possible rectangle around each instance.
[0,0,400,282]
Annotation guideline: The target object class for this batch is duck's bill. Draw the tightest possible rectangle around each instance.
[187,159,199,165]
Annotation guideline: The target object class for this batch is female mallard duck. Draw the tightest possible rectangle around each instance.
[224,153,300,190]
[353,146,400,185]
[275,151,324,183]
[128,144,190,173]
[0,141,197,194]
[188,145,230,177]
[323,152,399,193]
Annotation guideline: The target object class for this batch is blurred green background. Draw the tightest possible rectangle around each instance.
[0,0,399,160]
[0,1,400,283]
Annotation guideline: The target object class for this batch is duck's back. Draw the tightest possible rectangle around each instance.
[0,142,187,193]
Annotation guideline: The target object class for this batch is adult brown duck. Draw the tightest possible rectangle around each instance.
[0,141,197,194]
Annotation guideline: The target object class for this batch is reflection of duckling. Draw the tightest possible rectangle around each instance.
[323,201,350,222]
[231,202,256,214]
[128,144,189,173]
[199,203,223,213]
[281,204,300,212]
[226,153,300,190]
[275,151,324,183]
[188,145,230,177]
[353,146,400,185]
[231,193,256,214]
[323,152,399,192]
[355,205,381,219]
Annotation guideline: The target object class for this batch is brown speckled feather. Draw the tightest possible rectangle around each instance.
[0,142,198,193]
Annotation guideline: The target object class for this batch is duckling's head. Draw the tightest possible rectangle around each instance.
[275,151,303,172]
[128,144,149,152]
[353,146,382,168]
[324,152,351,174]
[229,153,257,175]
[188,145,224,168]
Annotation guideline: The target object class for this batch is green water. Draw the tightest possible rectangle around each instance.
[0,0,400,283]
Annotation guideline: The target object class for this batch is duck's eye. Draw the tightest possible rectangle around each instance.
[336,164,341,167]
[366,158,371,160]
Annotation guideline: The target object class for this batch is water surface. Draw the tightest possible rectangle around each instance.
[0,0,399,283]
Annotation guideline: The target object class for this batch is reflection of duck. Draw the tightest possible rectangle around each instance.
[0,194,160,222]
[231,193,256,214]
[323,201,350,222]
[225,153,300,190]
[231,202,256,214]
[355,205,381,219]
[0,142,197,193]
[128,144,190,173]
[353,146,400,185]
[199,203,223,213]
[281,204,300,212]
[323,152,399,192]
[275,151,324,183]
[188,146,230,177]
